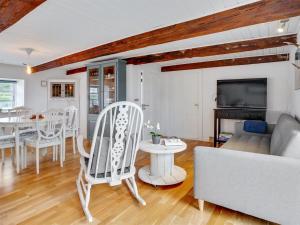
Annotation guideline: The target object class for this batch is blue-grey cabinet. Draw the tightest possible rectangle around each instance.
[87,59,126,139]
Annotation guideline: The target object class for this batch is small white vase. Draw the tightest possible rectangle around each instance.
[152,135,161,144]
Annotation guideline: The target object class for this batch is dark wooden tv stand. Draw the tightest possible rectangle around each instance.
[213,108,266,147]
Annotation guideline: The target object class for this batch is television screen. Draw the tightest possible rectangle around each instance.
[217,78,267,108]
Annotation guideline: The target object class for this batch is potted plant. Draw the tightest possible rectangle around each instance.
[145,120,161,144]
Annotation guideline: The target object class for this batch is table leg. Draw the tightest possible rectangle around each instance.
[15,127,20,174]
[214,111,217,147]
[218,118,221,142]
[138,152,186,186]
[150,153,174,176]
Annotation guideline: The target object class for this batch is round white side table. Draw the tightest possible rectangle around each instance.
[138,140,187,186]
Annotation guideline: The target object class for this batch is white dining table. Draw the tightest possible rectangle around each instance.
[0,116,46,173]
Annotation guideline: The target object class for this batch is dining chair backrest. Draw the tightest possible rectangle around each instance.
[0,125,14,136]
[64,106,78,131]
[37,109,64,140]
[87,101,143,184]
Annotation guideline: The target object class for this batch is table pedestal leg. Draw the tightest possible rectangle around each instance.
[15,128,20,174]
[150,153,174,176]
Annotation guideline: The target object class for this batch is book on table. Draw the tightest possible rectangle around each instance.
[164,138,184,146]
[218,132,233,142]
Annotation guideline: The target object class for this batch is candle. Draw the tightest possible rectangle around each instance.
[156,122,160,130]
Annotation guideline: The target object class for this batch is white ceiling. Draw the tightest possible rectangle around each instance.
[0,0,299,70]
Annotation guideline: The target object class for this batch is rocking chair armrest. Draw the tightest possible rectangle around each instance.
[77,135,90,158]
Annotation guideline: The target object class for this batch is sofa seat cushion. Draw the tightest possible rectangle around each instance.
[222,133,271,154]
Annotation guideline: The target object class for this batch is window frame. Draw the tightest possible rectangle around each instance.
[0,79,18,110]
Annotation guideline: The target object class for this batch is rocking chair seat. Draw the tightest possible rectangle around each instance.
[84,156,131,178]
[65,129,75,138]
[85,136,133,177]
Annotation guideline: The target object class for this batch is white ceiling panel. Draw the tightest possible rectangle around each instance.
[61,17,300,70]
[0,0,299,70]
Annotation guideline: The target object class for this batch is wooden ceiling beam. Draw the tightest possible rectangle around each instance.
[126,34,296,65]
[66,67,87,75]
[161,54,289,72]
[0,0,46,33]
[33,0,300,73]
[66,34,296,75]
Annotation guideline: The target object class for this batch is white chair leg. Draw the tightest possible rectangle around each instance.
[24,145,27,168]
[63,138,66,161]
[1,148,4,165]
[10,148,14,161]
[72,135,76,154]
[76,168,93,222]
[15,147,20,173]
[52,146,55,161]
[55,145,58,161]
[125,176,146,206]
[60,144,63,167]
[36,147,39,174]
[20,146,24,169]
[22,145,26,169]
[10,148,15,160]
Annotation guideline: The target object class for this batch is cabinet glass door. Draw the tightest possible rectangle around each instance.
[102,64,116,108]
[88,68,101,114]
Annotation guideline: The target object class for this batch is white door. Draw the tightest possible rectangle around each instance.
[132,66,203,141]
[197,71,203,140]
[140,67,160,140]
[166,71,201,140]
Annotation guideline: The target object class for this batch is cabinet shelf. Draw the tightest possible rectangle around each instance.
[87,59,126,139]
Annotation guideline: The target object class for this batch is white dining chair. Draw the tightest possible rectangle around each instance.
[9,106,36,135]
[0,133,15,165]
[76,101,145,222]
[64,106,78,156]
[0,129,24,169]
[24,109,64,174]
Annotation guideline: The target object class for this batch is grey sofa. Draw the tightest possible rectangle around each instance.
[194,114,300,225]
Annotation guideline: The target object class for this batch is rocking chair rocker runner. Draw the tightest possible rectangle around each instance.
[76,101,146,222]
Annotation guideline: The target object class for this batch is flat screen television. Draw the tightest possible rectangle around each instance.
[217,78,267,109]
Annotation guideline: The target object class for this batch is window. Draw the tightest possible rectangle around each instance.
[0,80,17,109]
[65,83,75,97]
[50,82,75,98]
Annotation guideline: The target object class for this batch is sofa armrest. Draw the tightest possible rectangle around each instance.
[194,146,300,224]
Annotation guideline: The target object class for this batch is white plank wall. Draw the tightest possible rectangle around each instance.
[127,61,293,141]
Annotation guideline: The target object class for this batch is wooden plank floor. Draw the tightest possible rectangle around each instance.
[0,139,277,225]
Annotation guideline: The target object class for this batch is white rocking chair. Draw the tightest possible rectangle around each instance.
[76,101,146,222]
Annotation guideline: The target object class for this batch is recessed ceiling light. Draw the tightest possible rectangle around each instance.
[277,27,284,33]
[277,19,289,33]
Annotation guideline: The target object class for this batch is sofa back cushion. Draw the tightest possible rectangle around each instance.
[243,120,268,134]
[270,114,300,158]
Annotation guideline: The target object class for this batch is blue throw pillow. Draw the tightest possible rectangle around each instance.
[243,120,268,134]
